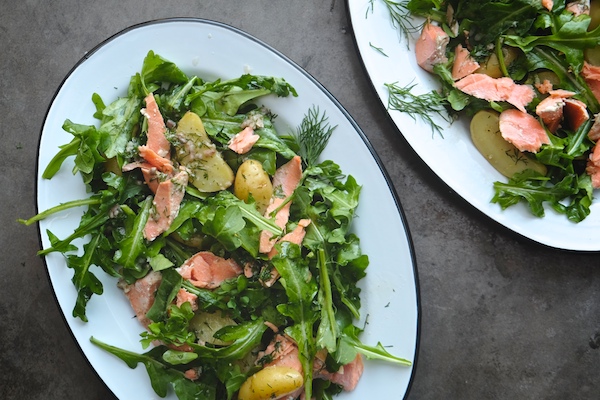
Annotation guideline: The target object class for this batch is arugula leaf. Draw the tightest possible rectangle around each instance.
[113,196,152,270]
[90,337,217,400]
[142,301,196,349]
[145,269,184,325]
[142,50,189,87]
[67,232,104,321]
[272,242,318,400]
[338,325,412,366]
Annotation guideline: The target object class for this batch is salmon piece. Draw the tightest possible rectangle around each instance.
[535,89,584,132]
[259,156,303,254]
[582,62,600,103]
[566,0,590,16]
[563,98,590,131]
[588,115,600,141]
[228,126,260,154]
[141,93,171,158]
[535,79,553,94]
[175,288,198,311]
[144,169,189,241]
[452,44,480,81]
[499,109,550,153]
[548,89,576,98]
[587,144,600,188]
[415,23,449,73]
[321,354,364,392]
[535,95,564,132]
[258,334,303,372]
[262,219,311,287]
[121,161,162,193]
[142,167,160,193]
[542,0,554,11]
[184,369,199,381]
[121,271,162,328]
[139,145,174,174]
[177,251,243,289]
[454,73,535,113]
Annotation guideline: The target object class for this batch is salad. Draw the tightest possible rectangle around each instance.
[21,51,411,400]
[376,0,600,222]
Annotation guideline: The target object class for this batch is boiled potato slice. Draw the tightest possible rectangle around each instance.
[234,159,273,214]
[189,311,236,346]
[476,47,519,78]
[175,111,234,192]
[470,110,547,178]
[238,366,304,400]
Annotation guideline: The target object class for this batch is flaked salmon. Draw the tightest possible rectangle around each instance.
[228,126,260,154]
[536,95,564,132]
[563,98,590,131]
[177,251,243,289]
[566,0,590,16]
[262,219,312,287]
[588,115,600,141]
[582,62,600,103]
[138,145,174,174]
[121,271,162,328]
[587,143,600,188]
[542,0,554,11]
[535,89,575,132]
[144,169,189,241]
[454,73,535,113]
[175,288,198,311]
[317,354,364,392]
[535,79,553,94]
[451,44,480,81]
[415,23,449,73]
[499,109,550,153]
[259,156,303,254]
[141,93,171,158]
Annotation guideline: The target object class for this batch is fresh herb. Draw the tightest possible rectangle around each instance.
[292,106,337,168]
[369,42,389,57]
[385,81,450,136]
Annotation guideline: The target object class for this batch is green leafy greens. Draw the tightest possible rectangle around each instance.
[21,50,411,399]
[374,0,600,222]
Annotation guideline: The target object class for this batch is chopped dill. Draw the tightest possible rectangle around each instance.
[294,106,337,167]
[369,42,389,57]
[385,81,450,137]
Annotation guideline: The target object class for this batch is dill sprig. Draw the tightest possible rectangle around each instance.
[385,81,450,137]
[369,42,389,57]
[294,106,337,167]
[367,0,422,44]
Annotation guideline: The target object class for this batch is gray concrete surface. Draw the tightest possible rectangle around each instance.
[3,1,600,399]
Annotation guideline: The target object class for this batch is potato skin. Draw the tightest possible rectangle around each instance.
[238,366,304,400]
[234,159,273,214]
[470,110,547,178]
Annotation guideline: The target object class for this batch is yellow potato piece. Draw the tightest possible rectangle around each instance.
[470,110,547,178]
[234,159,273,214]
[175,111,234,192]
[476,47,519,78]
[238,366,304,400]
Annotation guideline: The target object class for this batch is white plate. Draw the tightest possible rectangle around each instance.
[37,18,419,400]
[348,1,600,251]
